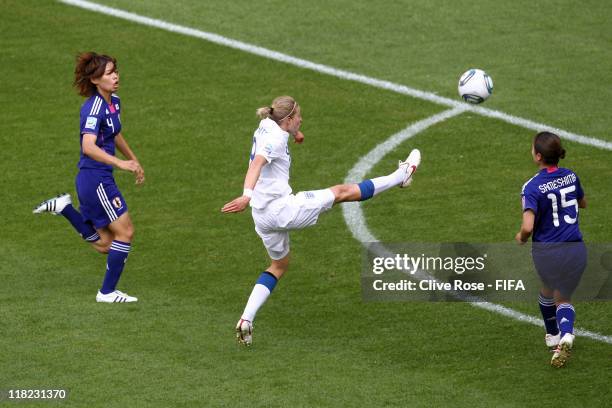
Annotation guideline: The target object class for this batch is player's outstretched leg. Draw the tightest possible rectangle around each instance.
[33,193,100,243]
[551,303,576,367]
[331,149,421,204]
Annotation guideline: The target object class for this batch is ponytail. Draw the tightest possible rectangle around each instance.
[255,96,298,123]
[256,106,273,119]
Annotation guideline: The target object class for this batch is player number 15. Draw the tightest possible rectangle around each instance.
[547,185,578,227]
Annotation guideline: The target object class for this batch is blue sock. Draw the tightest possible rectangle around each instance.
[538,293,559,335]
[556,303,575,337]
[100,240,131,294]
[60,204,99,242]
[256,271,278,291]
[357,179,375,201]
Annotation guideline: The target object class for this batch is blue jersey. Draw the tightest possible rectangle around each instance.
[78,92,122,172]
[521,167,584,242]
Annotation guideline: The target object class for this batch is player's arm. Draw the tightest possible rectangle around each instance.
[115,132,145,184]
[515,209,535,245]
[221,155,267,213]
[82,133,141,174]
[578,197,587,208]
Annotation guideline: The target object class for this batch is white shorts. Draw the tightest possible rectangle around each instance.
[252,189,336,260]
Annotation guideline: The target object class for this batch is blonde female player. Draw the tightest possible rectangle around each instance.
[222,95,421,346]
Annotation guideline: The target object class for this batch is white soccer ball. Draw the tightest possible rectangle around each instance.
[458,68,493,104]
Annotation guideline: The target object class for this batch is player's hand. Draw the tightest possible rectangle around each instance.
[515,232,526,245]
[222,196,250,213]
[134,162,145,185]
[293,131,304,144]
[117,159,140,173]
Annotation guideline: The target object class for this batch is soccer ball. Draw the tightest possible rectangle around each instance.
[458,69,493,104]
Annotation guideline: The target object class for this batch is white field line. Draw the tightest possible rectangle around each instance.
[57,0,612,150]
[59,0,612,344]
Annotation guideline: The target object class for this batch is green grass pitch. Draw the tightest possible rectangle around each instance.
[1,1,611,406]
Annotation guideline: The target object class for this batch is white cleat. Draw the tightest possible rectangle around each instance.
[33,193,72,215]
[551,333,574,368]
[545,333,561,348]
[236,318,253,346]
[96,290,138,303]
[399,149,421,188]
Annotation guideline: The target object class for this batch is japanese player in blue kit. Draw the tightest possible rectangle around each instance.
[34,52,144,303]
[516,131,587,367]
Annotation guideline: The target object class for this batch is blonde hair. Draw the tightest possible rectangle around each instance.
[256,95,299,123]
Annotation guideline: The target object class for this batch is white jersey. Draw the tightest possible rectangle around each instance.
[249,118,292,210]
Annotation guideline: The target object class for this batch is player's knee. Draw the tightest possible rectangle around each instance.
[116,224,135,242]
[125,225,135,241]
[330,184,351,201]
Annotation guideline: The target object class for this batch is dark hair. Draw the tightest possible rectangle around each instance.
[73,52,117,97]
[533,131,566,165]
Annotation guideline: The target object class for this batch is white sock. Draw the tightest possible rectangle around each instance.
[241,284,271,322]
[371,167,405,195]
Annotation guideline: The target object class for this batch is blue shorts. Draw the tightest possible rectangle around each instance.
[76,169,128,229]
[532,241,587,298]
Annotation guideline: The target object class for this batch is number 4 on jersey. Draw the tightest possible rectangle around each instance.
[106,117,115,133]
